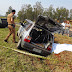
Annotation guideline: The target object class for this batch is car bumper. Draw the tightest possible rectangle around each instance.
[22,42,52,56]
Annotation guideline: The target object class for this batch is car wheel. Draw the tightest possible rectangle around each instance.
[17,39,22,49]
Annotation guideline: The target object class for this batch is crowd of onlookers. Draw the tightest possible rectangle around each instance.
[61,20,71,37]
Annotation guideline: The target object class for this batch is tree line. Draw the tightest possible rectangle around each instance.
[6,1,72,23]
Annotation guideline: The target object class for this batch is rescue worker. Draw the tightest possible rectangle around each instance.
[4,10,17,43]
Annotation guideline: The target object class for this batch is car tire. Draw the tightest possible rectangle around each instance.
[17,39,22,49]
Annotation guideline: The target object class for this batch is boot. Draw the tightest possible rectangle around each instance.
[4,39,8,43]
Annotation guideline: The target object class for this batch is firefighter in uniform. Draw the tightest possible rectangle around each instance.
[4,10,17,43]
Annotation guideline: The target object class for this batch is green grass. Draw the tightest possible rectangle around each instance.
[15,19,20,23]
[0,16,6,19]
[54,33,72,44]
[0,26,72,72]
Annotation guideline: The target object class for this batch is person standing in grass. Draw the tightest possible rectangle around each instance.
[65,21,71,37]
[61,21,66,35]
[4,10,17,43]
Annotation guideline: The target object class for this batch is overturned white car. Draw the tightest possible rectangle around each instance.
[17,16,63,56]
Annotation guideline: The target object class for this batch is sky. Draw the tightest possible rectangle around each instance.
[0,0,72,16]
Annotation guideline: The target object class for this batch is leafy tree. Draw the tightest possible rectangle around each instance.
[43,5,55,19]
[70,9,72,20]
[17,8,26,22]
[33,1,43,20]
[17,4,33,21]
[17,1,70,22]
[54,7,69,22]
[6,6,13,16]
[25,4,33,20]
